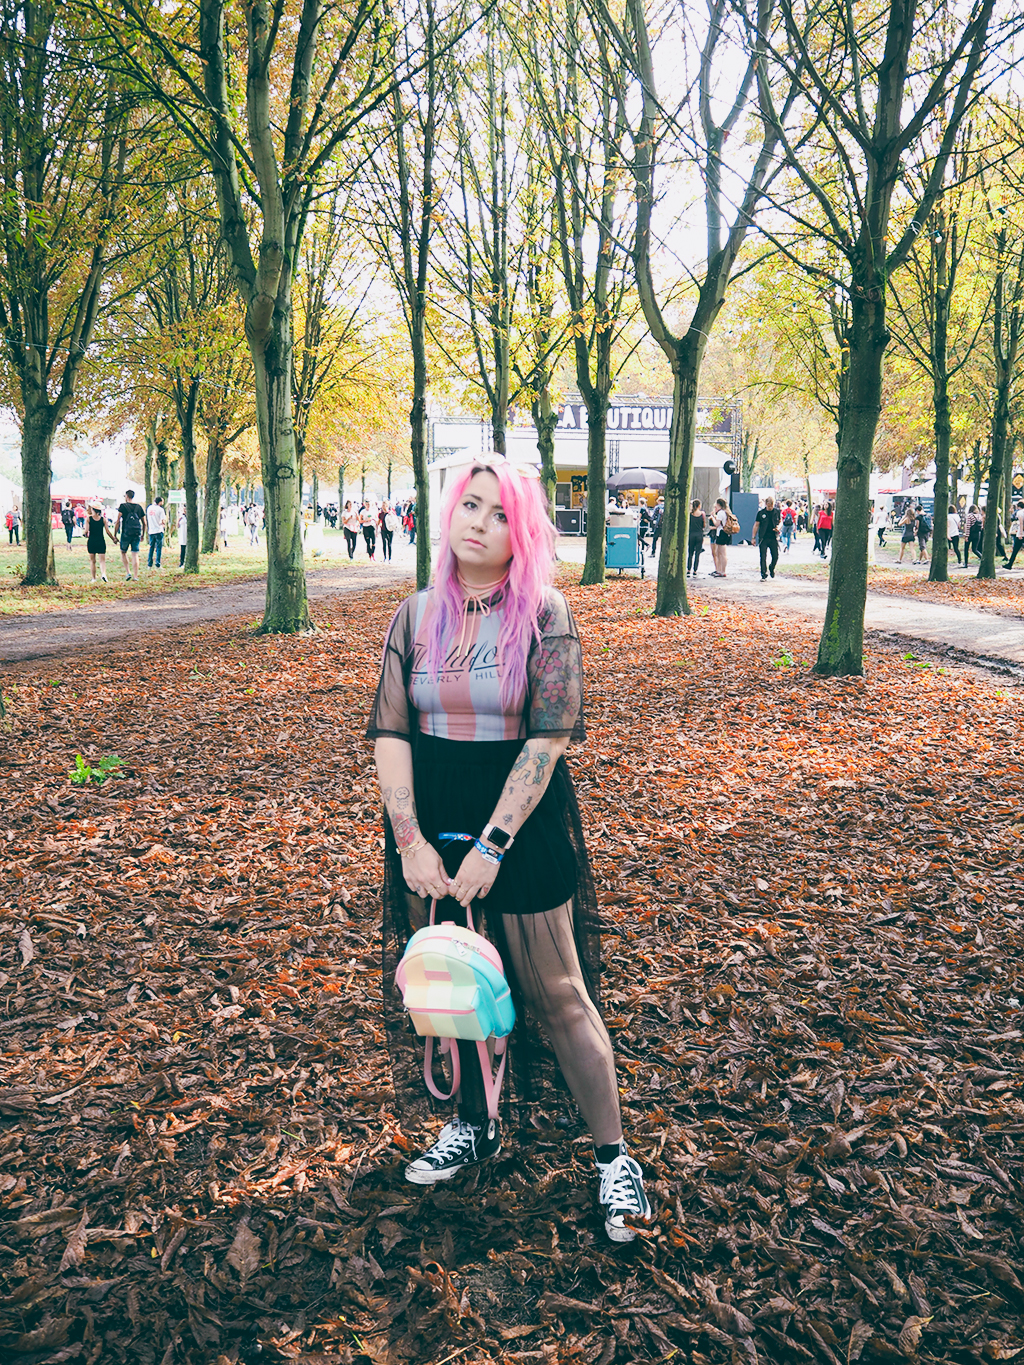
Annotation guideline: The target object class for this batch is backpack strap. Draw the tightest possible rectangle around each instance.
[419,899,507,1120]
[423,1035,460,1103]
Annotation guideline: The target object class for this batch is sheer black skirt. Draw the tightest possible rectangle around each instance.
[380,734,602,1124]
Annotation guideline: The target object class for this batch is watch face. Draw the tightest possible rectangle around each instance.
[485,825,511,849]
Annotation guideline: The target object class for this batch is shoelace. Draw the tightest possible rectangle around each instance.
[426,1119,478,1162]
[454,571,507,661]
[598,1154,645,1212]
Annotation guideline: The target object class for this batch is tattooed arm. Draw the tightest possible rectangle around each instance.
[373,738,449,902]
[486,737,570,837]
[445,736,569,908]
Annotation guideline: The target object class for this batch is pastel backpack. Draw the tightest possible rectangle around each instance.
[395,898,515,1120]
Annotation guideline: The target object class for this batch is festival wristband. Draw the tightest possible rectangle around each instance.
[474,838,503,866]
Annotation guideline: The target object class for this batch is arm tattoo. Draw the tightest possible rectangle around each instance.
[380,783,421,851]
[490,740,561,831]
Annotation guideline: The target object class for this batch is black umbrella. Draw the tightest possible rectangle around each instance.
[606,467,667,490]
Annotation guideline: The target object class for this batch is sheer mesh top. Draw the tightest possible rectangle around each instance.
[366,587,585,743]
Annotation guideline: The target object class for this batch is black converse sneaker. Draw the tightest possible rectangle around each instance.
[404,1118,501,1185]
[596,1147,652,1243]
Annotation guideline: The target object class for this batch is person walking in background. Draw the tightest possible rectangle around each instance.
[342,501,359,558]
[649,497,665,559]
[947,504,963,566]
[61,500,75,549]
[246,503,260,546]
[115,489,145,581]
[1003,503,1024,569]
[360,502,377,560]
[379,501,397,562]
[963,504,983,567]
[817,502,834,559]
[754,495,782,580]
[219,505,229,549]
[987,504,1008,560]
[710,497,730,578]
[85,501,111,583]
[873,502,889,549]
[780,500,796,553]
[177,506,188,567]
[406,504,417,545]
[146,495,166,568]
[914,504,932,564]
[897,505,917,563]
[811,503,823,555]
[638,502,652,555]
[687,498,707,576]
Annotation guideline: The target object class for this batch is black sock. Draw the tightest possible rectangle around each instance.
[595,1140,627,1165]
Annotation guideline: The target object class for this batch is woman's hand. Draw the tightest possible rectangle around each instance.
[401,844,450,903]
[447,847,500,907]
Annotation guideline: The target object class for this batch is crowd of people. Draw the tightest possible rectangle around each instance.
[340,498,416,561]
[6,489,419,585]
[604,490,1024,581]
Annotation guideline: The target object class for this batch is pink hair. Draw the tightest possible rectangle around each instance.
[426,462,557,708]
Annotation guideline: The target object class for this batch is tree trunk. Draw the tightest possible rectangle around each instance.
[202,438,225,553]
[176,381,201,575]
[656,349,703,615]
[410,325,431,590]
[979,400,1010,578]
[21,403,58,585]
[156,440,170,502]
[338,464,345,515]
[250,308,311,632]
[144,432,155,510]
[1004,444,1014,528]
[979,237,1021,580]
[312,471,318,519]
[927,213,952,582]
[814,295,886,676]
[973,440,983,505]
[929,376,951,582]
[580,401,607,585]
[532,386,559,518]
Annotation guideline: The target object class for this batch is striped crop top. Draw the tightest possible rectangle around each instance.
[366,586,585,744]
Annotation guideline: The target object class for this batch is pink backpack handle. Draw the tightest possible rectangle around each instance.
[419,899,508,1121]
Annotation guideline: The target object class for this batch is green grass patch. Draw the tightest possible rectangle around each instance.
[0,528,365,616]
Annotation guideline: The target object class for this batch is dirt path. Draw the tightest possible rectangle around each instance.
[5,547,1024,675]
[0,565,412,664]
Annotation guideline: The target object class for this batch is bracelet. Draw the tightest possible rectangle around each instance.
[474,838,503,866]
[398,838,427,857]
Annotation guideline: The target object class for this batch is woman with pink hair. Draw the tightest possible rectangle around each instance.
[367,463,651,1243]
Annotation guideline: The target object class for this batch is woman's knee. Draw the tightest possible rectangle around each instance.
[520,971,599,1030]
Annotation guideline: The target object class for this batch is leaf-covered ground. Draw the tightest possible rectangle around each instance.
[2,577,1023,1365]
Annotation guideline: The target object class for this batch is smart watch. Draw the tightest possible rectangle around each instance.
[480,823,513,851]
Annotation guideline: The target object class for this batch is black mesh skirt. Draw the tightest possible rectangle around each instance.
[379,734,602,1123]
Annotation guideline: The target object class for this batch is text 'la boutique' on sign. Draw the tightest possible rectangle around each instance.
[558,403,671,431]
[556,403,736,433]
